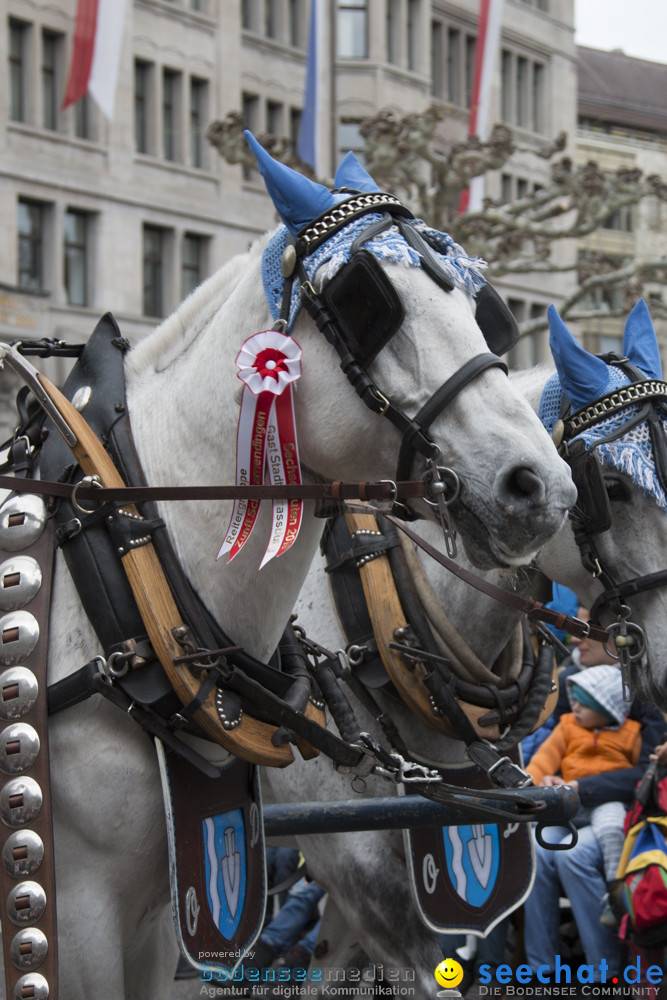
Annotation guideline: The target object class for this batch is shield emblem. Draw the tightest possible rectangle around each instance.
[157,742,266,975]
[404,749,535,935]
[203,810,247,939]
[442,824,500,907]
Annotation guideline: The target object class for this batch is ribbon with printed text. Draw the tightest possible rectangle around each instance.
[218,331,303,567]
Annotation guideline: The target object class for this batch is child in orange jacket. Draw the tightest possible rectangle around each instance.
[527,663,641,886]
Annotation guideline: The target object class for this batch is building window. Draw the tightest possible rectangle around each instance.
[265,0,279,38]
[603,205,634,232]
[242,92,260,178]
[465,34,476,107]
[182,233,207,299]
[338,1,367,58]
[267,100,283,136]
[163,69,181,161]
[501,173,513,203]
[42,30,61,130]
[18,200,45,292]
[501,49,546,134]
[431,21,444,99]
[64,209,90,306]
[242,0,255,30]
[387,0,400,64]
[190,77,207,167]
[135,60,152,154]
[447,29,461,105]
[9,19,29,123]
[74,94,92,139]
[290,107,302,155]
[407,0,420,72]
[289,0,302,47]
[143,226,166,317]
[338,119,364,160]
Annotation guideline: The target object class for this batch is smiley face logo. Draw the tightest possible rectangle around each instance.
[435,957,464,989]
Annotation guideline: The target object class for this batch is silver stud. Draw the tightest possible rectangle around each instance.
[0,558,43,612]
[0,777,42,828]
[71,385,92,412]
[10,927,48,970]
[0,724,40,774]
[13,972,49,999]
[0,668,39,721]
[0,612,40,665]
[2,830,44,878]
[281,244,297,277]
[6,880,47,925]
[0,496,47,552]
[552,419,565,448]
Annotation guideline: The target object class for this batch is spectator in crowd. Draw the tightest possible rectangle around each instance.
[522,641,665,979]
[526,664,642,918]
[245,875,325,973]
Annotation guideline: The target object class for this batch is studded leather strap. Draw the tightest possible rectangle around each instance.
[0,494,57,1000]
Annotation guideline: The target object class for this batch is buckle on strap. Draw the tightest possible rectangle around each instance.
[466,739,533,789]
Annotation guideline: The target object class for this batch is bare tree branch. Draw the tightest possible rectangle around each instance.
[208,106,666,332]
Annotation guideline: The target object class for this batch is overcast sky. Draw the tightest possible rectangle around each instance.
[575,0,667,64]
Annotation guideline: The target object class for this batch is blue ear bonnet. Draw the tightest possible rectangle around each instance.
[261,218,487,333]
[539,301,667,513]
[245,130,487,334]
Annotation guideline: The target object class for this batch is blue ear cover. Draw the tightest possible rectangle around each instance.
[244,130,338,235]
[548,304,610,410]
[622,298,662,380]
[333,151,381,193]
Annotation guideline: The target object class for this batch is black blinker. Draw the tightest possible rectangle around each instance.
[569,444,612,535]
[475,284,520,356]
[319,250,405,369]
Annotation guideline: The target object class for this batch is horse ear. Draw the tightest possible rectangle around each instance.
[622,298,662,379]
[244,130,338,235]
[334,151,380,193]
[548,305,610,411]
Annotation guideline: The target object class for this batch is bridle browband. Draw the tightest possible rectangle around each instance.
[554,355,667,687]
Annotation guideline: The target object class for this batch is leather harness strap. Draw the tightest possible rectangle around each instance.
[0,516,57,998]
[0,476,427,505]
[3,354,326,768]
[367,508,610,644]
[343,509,559,746]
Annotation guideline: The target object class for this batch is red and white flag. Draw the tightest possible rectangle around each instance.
[458,0,505,214]
[62,0,127,120]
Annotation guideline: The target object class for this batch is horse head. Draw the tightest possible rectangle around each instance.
[538,299,667,708]
[246,133,575,571]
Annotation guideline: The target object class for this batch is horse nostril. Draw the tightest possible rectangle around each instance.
[496,465,545,511]
[513,467,543,497]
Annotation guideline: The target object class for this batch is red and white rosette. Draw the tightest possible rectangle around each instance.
[218,331,303,567]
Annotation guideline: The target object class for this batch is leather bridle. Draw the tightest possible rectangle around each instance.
[553,354,667,688]
[280,195,515,539]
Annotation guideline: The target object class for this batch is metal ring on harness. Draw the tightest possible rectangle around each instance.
[71,475,103,514]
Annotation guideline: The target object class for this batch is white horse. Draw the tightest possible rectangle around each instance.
[0,141,573,999]
[265,297,667,992]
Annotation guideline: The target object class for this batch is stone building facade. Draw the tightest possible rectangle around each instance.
[2,0,663,404]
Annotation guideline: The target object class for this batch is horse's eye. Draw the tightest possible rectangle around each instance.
[605,477,631,502]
